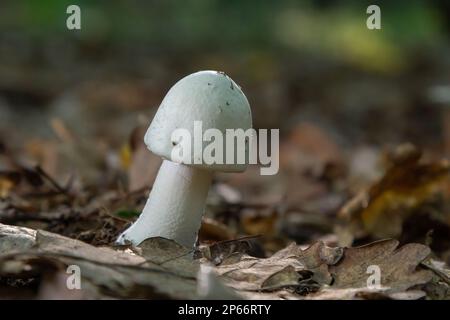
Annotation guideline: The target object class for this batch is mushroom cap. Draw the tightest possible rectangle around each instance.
[145,70,253,172]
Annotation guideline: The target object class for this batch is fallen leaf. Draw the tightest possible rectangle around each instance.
[330,239,432,292]
[0,223,442,300]
[0,223,198,299]
[199,236,259,265]
[211,241,343,295]
[421,258,450,285]
[339,144,450,240]
[198,217,236,243]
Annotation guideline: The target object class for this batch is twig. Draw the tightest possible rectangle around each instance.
[34,165,67,194]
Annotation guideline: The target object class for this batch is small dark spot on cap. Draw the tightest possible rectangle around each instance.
[208,82,211,86]
[172,141,178,146]
[226,101,230,106]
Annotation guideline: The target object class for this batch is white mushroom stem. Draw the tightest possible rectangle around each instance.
[116,160,213,248]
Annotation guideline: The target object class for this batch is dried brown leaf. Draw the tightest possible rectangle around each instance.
[330,239,432,291]
[339,144,449,240]
[0,223,198,299]
[212,241,343,295]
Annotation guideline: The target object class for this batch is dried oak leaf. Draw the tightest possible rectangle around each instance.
[211,241,343,295]
[331,239,432,290]
[339,144,449,240]
[307,239,433,300]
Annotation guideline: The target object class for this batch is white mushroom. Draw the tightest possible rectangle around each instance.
[116,70,252,248]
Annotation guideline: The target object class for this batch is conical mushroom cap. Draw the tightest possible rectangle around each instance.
[145,70,253,172]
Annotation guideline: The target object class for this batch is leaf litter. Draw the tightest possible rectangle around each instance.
[1,124,450,300]
[0,222,442,300]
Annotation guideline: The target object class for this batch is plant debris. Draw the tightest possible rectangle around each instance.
[1,223,444,300]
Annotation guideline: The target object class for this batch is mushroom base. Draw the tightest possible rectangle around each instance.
[116,160,213,248]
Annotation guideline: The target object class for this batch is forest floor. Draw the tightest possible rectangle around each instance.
[0,43,450,299]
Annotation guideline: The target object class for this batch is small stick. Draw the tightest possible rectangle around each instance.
[34,165,67,194]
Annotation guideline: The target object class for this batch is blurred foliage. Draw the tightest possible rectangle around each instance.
[0,0,447,72]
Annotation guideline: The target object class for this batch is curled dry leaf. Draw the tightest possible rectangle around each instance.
[339,144,450,241]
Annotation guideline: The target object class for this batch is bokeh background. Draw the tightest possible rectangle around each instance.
[1,1,450,261]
